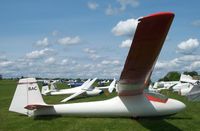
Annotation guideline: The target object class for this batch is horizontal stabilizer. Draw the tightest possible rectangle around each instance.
[24,104,53,110]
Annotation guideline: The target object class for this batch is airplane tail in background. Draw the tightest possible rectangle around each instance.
[9,78,47,115]
[41,85,50,95]
[108,78,116,93]
[180,74,193,82]
[80,79,91,88]
[50,81,58,91]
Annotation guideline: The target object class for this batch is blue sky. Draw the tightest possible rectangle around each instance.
[0,0,200,80]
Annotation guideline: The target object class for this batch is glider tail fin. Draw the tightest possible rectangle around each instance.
[9,78,46,115]
[41,85,50,95]
[108,78,116,93]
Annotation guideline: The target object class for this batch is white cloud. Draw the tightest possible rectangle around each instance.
[101,60,120,65]
[58,36,80,45]
[87,2,99,10]
[155,60,179,71]
[26,48,54,59]
[177,55,200,62]
[120,39,132,48]
[192,20,200,27]
[105,5,119,16]
[186,61,200,71]
[89,54,100,60]
[105,0,139,16]
[83,48,96,54]
[36,37,49,47]
[154,54,200,74]
[177,38,199,54]
[44,57,55,64]
[61,59,68,65]
[118,0,139,10]
[112,18,138,36]
[83,48,100,60]
[52,30,59,36]
[113,60,120,65]
[0,61,13,67]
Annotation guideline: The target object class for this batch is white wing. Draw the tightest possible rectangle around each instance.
[60,90,86,102]
[60,78,97,102]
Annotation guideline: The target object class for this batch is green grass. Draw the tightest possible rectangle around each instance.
[0,80,200,131]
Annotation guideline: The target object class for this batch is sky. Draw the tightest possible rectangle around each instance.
[0,0,200,81]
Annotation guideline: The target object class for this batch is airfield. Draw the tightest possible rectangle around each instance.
[1,79,200,131]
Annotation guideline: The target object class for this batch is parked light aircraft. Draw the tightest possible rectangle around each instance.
[173,74,200,95]
[67,81,84,87]
[180,74,200,84]
[186,84,200,101]
[98,80,110,86]
[152,81,180,90]
[152,74,199,93]
[9,12,186,117]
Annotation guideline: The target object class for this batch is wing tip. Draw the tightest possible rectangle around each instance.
[139,12,174,21]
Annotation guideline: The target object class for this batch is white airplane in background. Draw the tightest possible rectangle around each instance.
[41,80,59,92]
[173,74,200,95]
[179,74,200,84]
[60,78,116,102]
[37,79,60,84]
[152,74,199,93]
[186,84,200,101]
[41,79,91,95]
[42,78,117,102]
[98,80,110,86]
[152,81,179,90]
[9,12,185,117]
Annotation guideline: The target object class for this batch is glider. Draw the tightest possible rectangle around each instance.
[41,78,116,102]
[9,12,185,117]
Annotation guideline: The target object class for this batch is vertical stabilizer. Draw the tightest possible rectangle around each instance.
[108,78,116,93]
[41,85,50,95]
[9,78,46,115]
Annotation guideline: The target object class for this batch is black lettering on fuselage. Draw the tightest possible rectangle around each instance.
[28,86,37,91]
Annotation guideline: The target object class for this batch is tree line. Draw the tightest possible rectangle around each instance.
[158,71,199,81]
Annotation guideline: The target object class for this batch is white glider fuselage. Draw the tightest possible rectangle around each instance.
[33,94,185,117]
[10,78,185,117]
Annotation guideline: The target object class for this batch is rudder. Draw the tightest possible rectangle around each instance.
[9,78,46,115]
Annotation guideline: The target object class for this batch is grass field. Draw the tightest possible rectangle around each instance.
[1,79,200,131]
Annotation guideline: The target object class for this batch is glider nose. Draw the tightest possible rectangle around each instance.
[168,99,186,113]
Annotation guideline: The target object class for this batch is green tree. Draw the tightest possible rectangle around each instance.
[183,71,198,77]
[159,71,181,81]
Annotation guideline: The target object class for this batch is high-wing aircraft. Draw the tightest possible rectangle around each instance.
[9,12,185,117]
[173,74,200,95]
[151,74,199,93]
[180,74,200,84]
[151,81,179,91]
